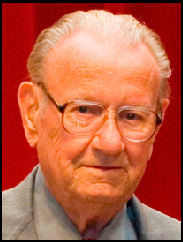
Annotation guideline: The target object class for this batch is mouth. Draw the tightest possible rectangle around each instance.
[84,166,123,171]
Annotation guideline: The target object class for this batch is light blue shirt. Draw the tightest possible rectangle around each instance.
[33,166,137,240]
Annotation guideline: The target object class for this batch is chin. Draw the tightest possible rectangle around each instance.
[77,183,126,205]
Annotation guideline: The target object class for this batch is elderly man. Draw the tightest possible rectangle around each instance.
[2,10,181,240]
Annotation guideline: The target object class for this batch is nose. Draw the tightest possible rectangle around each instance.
[91,118,124,156]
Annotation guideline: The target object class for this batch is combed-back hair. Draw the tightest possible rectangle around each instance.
[27,10,171,103]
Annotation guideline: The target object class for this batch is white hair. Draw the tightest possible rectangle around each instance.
[27,10,171,104]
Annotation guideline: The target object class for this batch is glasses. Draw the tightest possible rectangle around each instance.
[36,82,162,143]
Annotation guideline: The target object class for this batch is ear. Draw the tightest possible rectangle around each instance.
[155,98,170,135]
[161,98,170,121]
[18,82,39,147]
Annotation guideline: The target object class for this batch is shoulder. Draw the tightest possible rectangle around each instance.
[2,165,39,240]
[127,195,181,240]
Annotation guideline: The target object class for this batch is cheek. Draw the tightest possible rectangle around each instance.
[37,108,93,187]
[39,107,91,160]
[125,140,154,173]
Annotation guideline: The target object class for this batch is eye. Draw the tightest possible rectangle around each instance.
[77,105,103,116]
[78,106,97,114]
[79,106,88,113]
[125,113,140,120]
[118,111,143,121]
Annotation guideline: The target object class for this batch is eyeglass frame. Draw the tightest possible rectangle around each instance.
[36,81,162,142]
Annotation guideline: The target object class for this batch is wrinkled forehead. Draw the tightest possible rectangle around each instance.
[44,30,161,99]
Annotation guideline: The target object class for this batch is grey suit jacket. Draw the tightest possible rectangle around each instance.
[2,165,181,240]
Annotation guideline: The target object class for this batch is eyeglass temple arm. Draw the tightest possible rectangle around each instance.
[156,108,162,125]
[37,82,64,113]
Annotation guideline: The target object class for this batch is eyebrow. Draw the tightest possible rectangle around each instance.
[36,82,155,110]
[126,103,153,109]
[69,99,154,110]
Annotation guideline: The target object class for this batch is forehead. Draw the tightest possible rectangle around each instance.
[44,30,161,106]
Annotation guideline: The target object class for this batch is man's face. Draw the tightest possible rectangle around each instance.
[36,31,161,206]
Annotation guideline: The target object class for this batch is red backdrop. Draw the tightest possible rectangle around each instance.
[2,3,181,221]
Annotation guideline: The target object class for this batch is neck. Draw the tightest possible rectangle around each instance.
[60,196,125,236]
[44,174,125,236]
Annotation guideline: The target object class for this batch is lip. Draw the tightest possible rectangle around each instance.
[84,166,123,171]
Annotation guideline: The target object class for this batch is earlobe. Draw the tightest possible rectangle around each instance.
[18,82,39,147]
